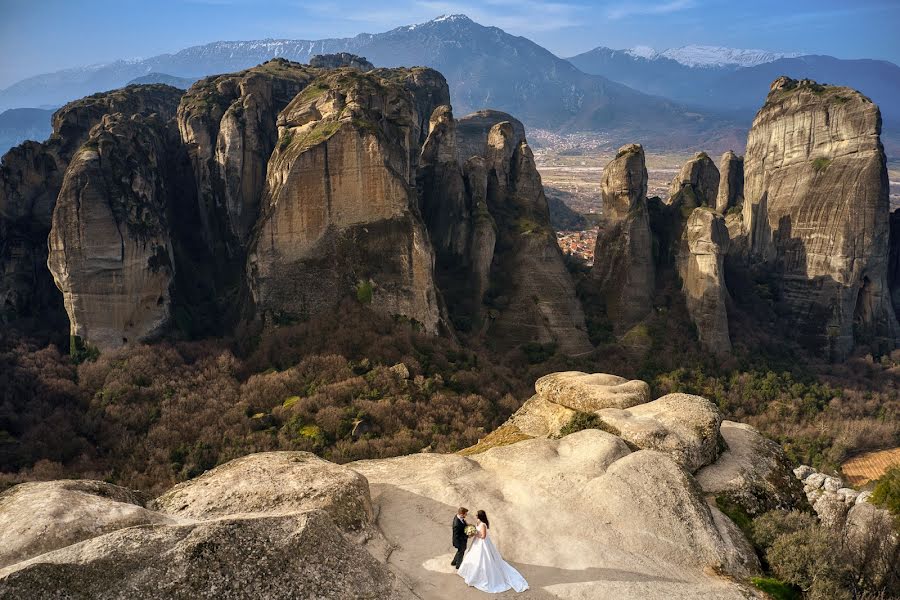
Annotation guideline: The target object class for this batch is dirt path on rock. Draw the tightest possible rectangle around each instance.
[364,482,754,600]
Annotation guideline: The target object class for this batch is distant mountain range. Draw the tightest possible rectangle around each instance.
[0,107,54,154]
[0,15,732,153]
[1,14,898,157]
[567,47,900,127]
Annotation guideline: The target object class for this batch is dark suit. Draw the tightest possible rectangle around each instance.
[451,515,468,568]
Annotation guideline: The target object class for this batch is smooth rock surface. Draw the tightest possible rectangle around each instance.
[48,113,176,350]
[668,152,719,209]
[0,510,407,600]
[0,480,174,569]
[696,421,806,515]
[535,371,650,412]
[153,451,373,531]
[715,151,743,213]
[597,393,723,473]
[352,431,759,599]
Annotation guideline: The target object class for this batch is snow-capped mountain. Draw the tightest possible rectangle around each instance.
[658,45,800,68]
[0,14,727,150]
[620,44,797,68]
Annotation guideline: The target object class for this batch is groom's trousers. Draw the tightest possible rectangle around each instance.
[451,546,465,568]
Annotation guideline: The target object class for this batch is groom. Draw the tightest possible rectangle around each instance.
[450,507,469,569]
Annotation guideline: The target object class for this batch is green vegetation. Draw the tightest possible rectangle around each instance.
[716,495,753,539]
[356,280,373,304]
[811,157,832,173]
[558,412,604,437]
[278,130,294,151]
[296,81,329,104]
[70,335,100,364]
[872,466,900,515]
[750,577,801,600]
[291,120,342,153]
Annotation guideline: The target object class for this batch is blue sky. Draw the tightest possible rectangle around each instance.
[1,0,898,88]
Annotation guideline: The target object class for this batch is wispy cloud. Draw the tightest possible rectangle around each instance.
[606,0,696,21]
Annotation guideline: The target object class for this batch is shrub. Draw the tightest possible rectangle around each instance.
[356,280,373,304]
[871,466,900,515]
[751,510,817,551]
[558,412,604,437]
[749,577,801,600]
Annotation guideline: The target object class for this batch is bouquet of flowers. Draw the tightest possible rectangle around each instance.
[464,524,477,538]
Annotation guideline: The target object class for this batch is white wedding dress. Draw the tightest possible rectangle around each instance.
[458,520,529,593]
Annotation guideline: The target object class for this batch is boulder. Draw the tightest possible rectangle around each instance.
[0,480,173,569]
[715,151,743,213]
[696,421,806,515]
[668,152,720,209]
[153,451,373,532]
[677,208,732,354]
[804,473,826,492]
[586,450,758,577]
[813,491,850,530]
[47,112,177,350]
[597,393,723,472]
[247,68,443,332]
[740,77,900,358]
[793,465,815,481]
[534,371,650,412]
[0,510,407,600]
[592,143,656,333]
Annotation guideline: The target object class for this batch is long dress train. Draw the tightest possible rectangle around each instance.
[458,521,529,593]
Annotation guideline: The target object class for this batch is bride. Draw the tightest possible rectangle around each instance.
[458,510,529,593]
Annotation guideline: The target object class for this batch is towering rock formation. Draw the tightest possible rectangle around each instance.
[247,68,444,332]
[177,59,316,249]
[0,85,182,323]
[677,209,732,354]
[890,209,900,321]
[741,76,900,358]
[668,152,720,210]
[308,53,374,71]
[480,122,591,353]
[715,151,744,213]
[592,144,656,334]
[48,113,176,351]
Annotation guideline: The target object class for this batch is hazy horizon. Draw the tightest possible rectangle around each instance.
[2,0,899,89]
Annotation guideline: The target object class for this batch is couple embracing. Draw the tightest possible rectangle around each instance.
[451,507,529,593]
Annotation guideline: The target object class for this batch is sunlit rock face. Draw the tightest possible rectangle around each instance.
[247,68,444,332]
[740,76,900,358]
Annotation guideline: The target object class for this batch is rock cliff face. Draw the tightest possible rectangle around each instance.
[48,113,176,350]
[177,59,315,248]
[740,76,900,358]
[715,151,743,213]
[0,85,182,323]
[890,208,900,321]
[479,121,591,353]
[677,208,732,354]
[247,68,443,331]
[592,144,656,333]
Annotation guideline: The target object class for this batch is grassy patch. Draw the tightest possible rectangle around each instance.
[459,424,533,456]
[811,157,832,173]
[356,280,374,304]
[716,495,754,540]
[750,577,802,600]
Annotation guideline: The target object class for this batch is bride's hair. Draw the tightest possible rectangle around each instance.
[476,510,489,528]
